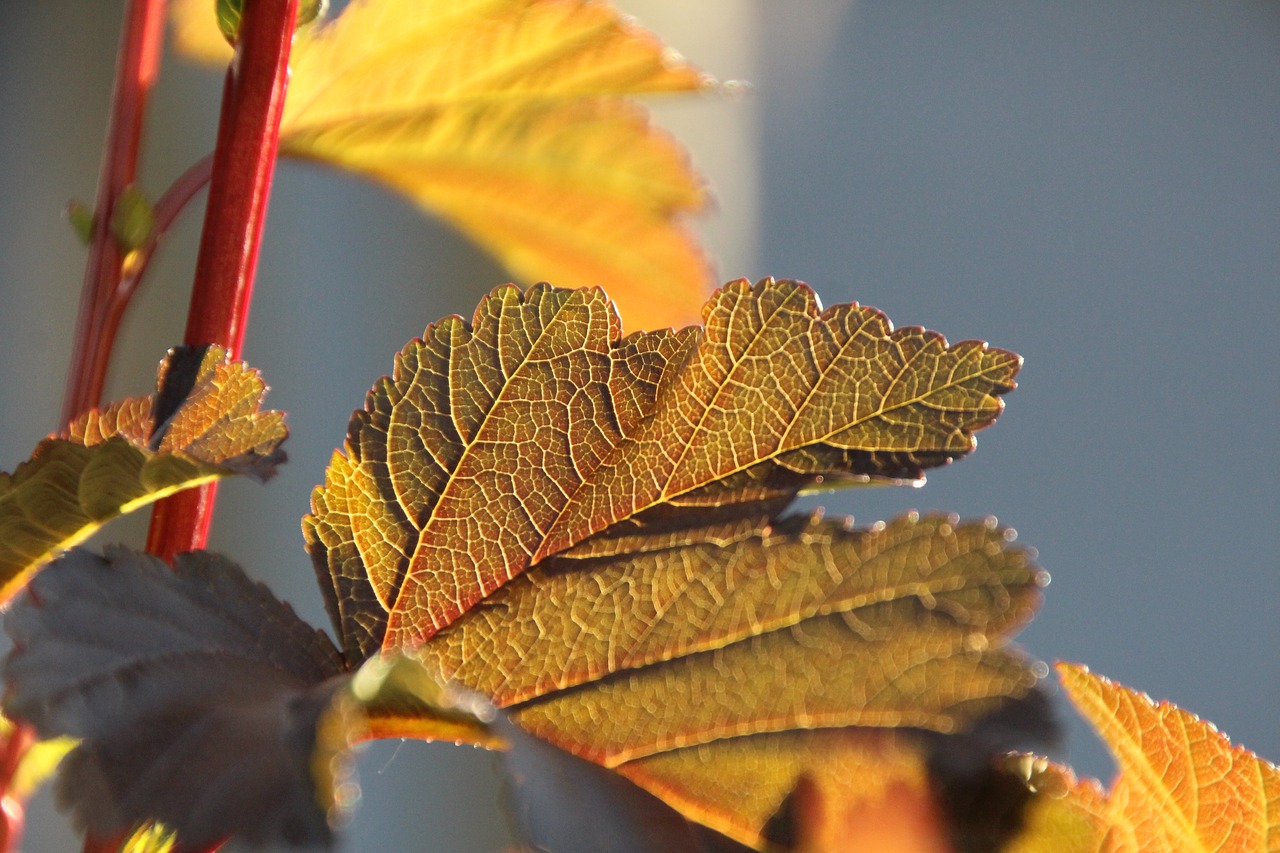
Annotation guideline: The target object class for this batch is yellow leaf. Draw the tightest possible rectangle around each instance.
[619,730,952,853]
[1010,665,1280,853]
[118,822,177,853]
[168,0,234,65]
[172,0,717,330]
[0,346,285,602]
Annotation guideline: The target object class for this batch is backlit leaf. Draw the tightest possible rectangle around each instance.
[305,279,1021,655]
[118,822,177,853]
[424,513,1042,758]
[2,548,345,848]
[1016,664,1280,853]
[172,0,716,329]
[626,730,946,852]
[305,279,1044,848]
[0,346,285,603]
[0,714,74,803]
[1002,757,1111,853]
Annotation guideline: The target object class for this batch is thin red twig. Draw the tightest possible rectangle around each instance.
[49,4,166,853]
[60,0,167,427]
[145,1,299,560]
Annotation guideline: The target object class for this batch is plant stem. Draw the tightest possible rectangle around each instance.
[42,4,166,853]
[145,0,300,563]
[104,154,217,360]
[0,726,34,853]
[60,0,167,428]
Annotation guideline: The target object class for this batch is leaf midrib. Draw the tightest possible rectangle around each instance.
[537,297,1006,564]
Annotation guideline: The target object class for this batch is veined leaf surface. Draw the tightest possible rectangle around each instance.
[171,0,716,329]
[305,279,1021,654]
[0,346,285,602]
[1008,665,1280,853]
[305,279,1045,849]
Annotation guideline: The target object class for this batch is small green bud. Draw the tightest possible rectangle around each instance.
[110,186,155,253]
[216,0,327,47]
[298,0,328,28]
[66,200,95,245]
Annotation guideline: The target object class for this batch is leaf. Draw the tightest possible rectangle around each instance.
[495,712,756,853]
[305,279,1021,655]
[2,547,345,848]
[172,0,716,329]
[437,512,1046,849]
[430,512,1043,758]
[1008,666,1280,853]
[0,714,75,803]
[118,822,177,853]
[0,346,285,603]
[1001,757,1111,853]
[305,279,1040,847]
[618,730,953,853]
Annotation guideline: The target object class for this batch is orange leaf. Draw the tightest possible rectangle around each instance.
[618,730,953,853]
[1009,665,1280,852]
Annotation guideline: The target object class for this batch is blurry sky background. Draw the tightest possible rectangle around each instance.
[1,2,1278,850]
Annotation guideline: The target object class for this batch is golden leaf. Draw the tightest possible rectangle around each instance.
[305,279,1021,655]
[304,279,1042,849]
[171,0,716,329]
[0,346,285,602]
[1009,665,1280,853]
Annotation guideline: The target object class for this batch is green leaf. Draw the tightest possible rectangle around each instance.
[66,199,94,245]
[0,345,286,603]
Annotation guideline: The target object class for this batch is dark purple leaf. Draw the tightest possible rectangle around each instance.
[3,547,346,848]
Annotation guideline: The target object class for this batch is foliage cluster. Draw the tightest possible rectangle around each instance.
[0,2,1275,852]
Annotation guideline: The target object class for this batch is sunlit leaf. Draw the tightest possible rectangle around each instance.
[1008,665,1280,853]
[305,279,1021,655]
[621,730,952,853]
[495,713,755,853]
[303,279,1042,848]
[118,821,177,853]
[169,0,235,65]
[335,653,502,748]
[0,714,74,804]
[1001,756,1110,853]
[0,346,285,603]
[172,0,716,329]
[2,548,345,848]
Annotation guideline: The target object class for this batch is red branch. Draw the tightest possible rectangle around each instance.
[46,4,167,853]
[145,1,300,561]
[60,0,167,427]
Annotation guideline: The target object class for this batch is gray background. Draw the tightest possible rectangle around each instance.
[1,2,1277,850]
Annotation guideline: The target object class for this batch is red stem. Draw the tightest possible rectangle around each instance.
[60,0,167,428]
[0,726,35,853]
[145,1,300,561]
[48,4,166,853]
